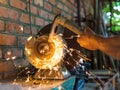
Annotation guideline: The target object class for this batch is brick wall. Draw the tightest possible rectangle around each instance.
[0,0,77,79]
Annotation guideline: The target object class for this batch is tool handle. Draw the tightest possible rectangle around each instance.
[54,15,83,35]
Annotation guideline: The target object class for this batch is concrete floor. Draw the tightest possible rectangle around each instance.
[0,82,64,90]
[0,78,64,90]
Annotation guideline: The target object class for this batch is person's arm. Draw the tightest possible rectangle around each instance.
[77,27,120,59]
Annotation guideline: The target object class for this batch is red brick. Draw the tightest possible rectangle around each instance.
[26,0,33,3]
[0,6,8,18]
[20,13,30,23]
[4,50,12,60]
[0,0,7,4]
[53,7,60,14]
[4,71,18,79]
[20,13,34,24]
[12,48,23,58]
[13,59,29,68]
[31,27,37,35]
[24,26,36,35]
[66,1,72,9]
[48,13,55,20]
[0,74,3,80]
[24,27,31,34]
[57,2,63,9]
[48,0,56,5]
[3,48,22,60]
[0,20,4,30]
[0,34,16,45]
[44,21,49,26]
[62,0,67,3]
[6,22,23,34]
[36,17,44,26]
[64,6,68,12]
[39,9,48,18]
[28,5,37,15]
[66,15,72,20]
[71,5,76,11]
[34,0,43,6]
[10,0,26,10]
[18,36,27,45]
[31,5,37,15]
[0,61,15,73]
[71,0,75,4]
[8,9,18,20]
[44,2,52,11]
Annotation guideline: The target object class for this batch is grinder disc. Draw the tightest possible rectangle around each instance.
[25,34,67,69]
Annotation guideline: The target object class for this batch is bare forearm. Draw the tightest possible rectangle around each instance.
[96,35,120,59]
[77,27,120,59]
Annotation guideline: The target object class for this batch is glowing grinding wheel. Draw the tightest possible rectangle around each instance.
[25,34,67,69]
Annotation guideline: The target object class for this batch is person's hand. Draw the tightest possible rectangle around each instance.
[77,27,98,50]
